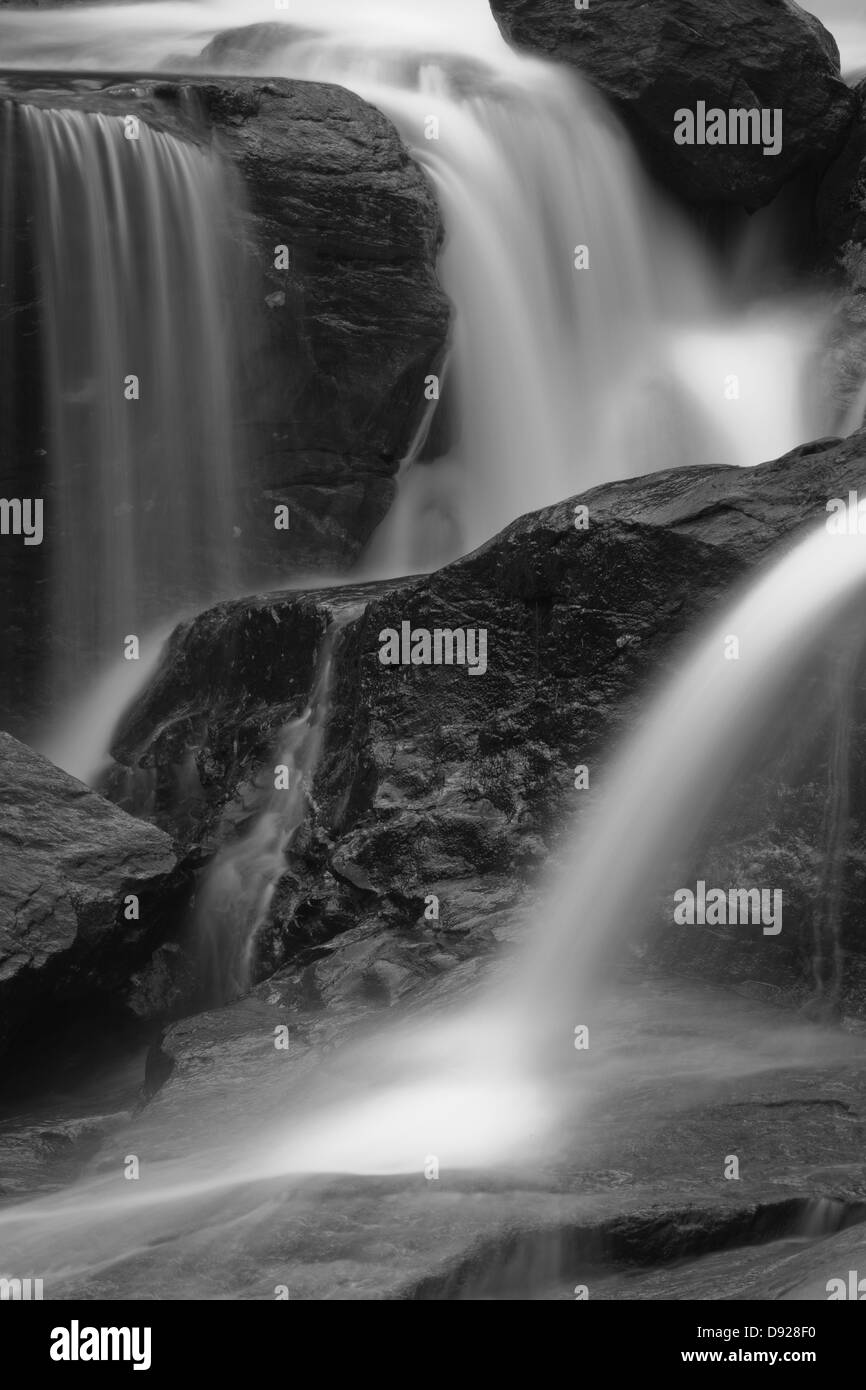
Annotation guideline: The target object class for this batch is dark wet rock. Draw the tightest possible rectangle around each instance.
[126,942,197,1024]
[817,80,866,265]
[108,509,742,995]
[816,80,866,428]
[488,0,856,210]
[0,732,187,1063]
[110,428,866,1017]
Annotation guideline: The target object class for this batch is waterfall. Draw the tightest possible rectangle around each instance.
[195,613,355,1003]
[508,525,866,1046]
[38,617,179,785]
[3,530,866,1281]
[0,5,845,585]
[11,103,245,736]
[182,19,835,575]
[237,522,866,1176]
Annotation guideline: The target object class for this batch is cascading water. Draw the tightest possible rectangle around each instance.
[188,15,837,575]
[38,619,178,786]
[8,102,246,769]
[510,525,866,1041]
[249,522,866,1176]
[0,3,844,582]
[3,0,866,1299]
[196,612,356,1003]
[2,522,866,1297]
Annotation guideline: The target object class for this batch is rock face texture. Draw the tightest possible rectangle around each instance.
[488,0,856,208]
[818,79,866,257]
[0,73,448,728]
[817,79,866,425]
[0,733,184,1061]
[109,429,866,1022]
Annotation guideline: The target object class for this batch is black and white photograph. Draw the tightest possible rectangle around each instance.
[2,0,866,1347]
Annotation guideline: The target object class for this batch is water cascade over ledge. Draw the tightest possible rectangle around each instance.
[2,101,249,768]
[196,611,358,1003]
[202,24,836,575]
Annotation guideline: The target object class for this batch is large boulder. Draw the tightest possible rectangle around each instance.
[488,0,857,209]
[109,428,866,1020]
[0,732,185,1062]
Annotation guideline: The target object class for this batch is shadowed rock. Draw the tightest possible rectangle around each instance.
[0,732,185,1062]
[817,78,866,426]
